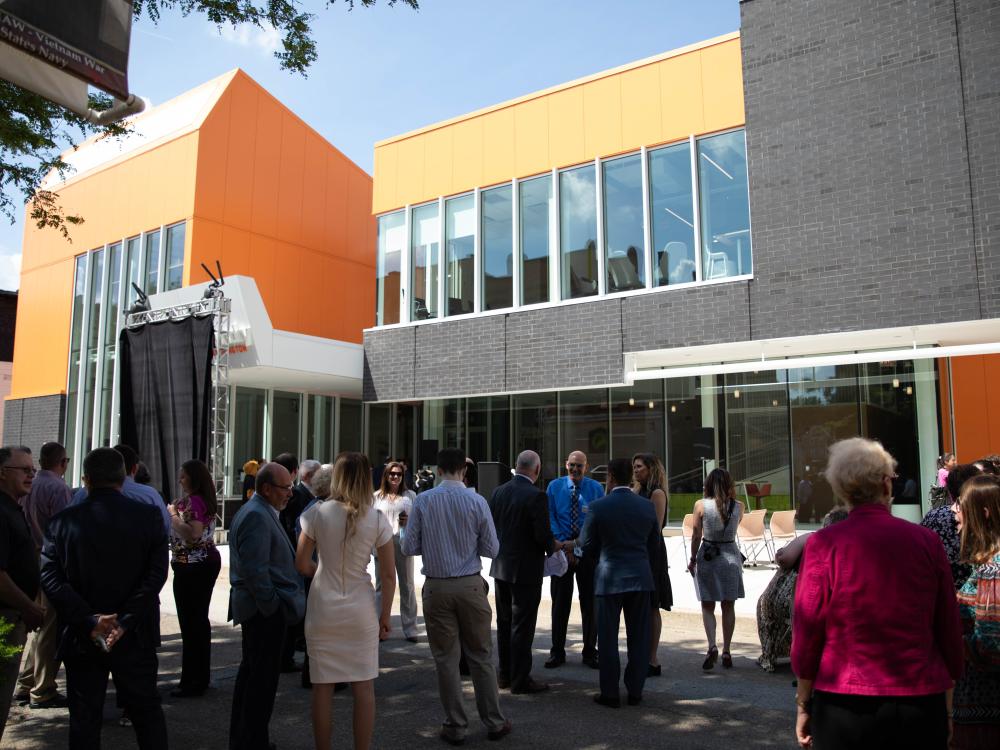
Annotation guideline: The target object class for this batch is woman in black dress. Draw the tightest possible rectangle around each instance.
[632,453,672,677]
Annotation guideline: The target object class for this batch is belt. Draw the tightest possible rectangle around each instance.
[702,539,736,544]
[425,573,480,580]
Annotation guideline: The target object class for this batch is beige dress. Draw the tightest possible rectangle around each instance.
[299,501,393,683]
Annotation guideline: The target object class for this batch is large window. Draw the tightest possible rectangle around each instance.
[305,395,334,461]
[64,255,88,463]
[519,176,551,306]
[99,242,123,445]
[445,194,475,317]
[80,248,105,453]
[143,229,160,295]
[559,164,598,300]
[649,141,696,286]
[603,154,646,293]
[339,399,363,453]
[124,236,141,307]
[164,222,185,291]
[481,185,513,311]
[376,212,404,326]
[271,391,301,457]
[698,130,752,280]
[232,387,267,486]
[411,203,440,320]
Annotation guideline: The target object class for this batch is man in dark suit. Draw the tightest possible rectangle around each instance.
[488,450,562,695]
[228,461,305,750]
[579,457,659,709]
[40,447,169,749]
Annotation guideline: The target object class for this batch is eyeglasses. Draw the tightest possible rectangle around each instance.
[2,465,35,476]
[266,481,293,492]
[387,472,403,478]
[567,463,584,469]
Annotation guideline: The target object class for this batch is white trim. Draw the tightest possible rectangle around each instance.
[473,187,482,314]
[549,168,560,303]
[595,156,606,297]
[640,145,653,290]
[689,134,702,284]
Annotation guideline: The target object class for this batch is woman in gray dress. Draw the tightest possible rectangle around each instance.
[687,468,745,670]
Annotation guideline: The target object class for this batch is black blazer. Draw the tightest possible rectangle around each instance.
[488,475,556,585]
[579,488,659,596]
[40,487,169,656]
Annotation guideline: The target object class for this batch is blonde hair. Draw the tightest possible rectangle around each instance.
[331,452,374,539]
[824,438,896,506]
[958,475,1000,565]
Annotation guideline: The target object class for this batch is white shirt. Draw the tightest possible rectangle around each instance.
[373,489,415,536]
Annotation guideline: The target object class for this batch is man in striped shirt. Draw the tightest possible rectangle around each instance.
[402,448,511,745]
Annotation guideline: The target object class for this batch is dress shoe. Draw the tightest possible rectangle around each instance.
[487,719,513,741]
[29,694,68,709]
[14,692,29,706]
[627,694,642,706]
[406,635,419,643]
[592,693,620,708]
[280,661,302,673]
[439,730,465,746]
[582,655,600,670]
[543,655,565,669]
[511,679,549,695]
[721,651,733,669]
[702,647,718,671]
[497,674,511,690]
[647,664,661,677]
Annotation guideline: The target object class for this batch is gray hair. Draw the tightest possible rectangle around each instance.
[0,446,29,467]
[309,463,335,499]
[299,459,321,482]
[515,450,541,473]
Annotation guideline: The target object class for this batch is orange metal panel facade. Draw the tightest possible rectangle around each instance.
[372,33,744,213]
[950,354,1000,461]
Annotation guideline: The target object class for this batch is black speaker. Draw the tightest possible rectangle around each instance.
[419,439,439,467]
[477,462,511,500]
[692,427,715,460]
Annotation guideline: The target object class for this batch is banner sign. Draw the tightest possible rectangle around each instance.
[0,0,132,99]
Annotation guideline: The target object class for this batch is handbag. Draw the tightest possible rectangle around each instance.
[701,500,746,563]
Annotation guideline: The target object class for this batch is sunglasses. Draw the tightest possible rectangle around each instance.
[387,472,403,478]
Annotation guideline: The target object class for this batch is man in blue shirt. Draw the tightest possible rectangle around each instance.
[545,450,604,669]
[71,445,171,537]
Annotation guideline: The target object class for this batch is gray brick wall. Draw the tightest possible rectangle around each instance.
[2,395,65,456]
[413,315,506,398]
[622,282,751,353]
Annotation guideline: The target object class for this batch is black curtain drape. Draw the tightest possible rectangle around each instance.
[119,315,214,503]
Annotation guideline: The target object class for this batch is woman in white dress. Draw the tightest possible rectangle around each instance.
[296,452,396,750]
[373,461,418,641]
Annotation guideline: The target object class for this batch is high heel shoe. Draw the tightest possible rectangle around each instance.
[702,647,718,670]
[721,652,733,669]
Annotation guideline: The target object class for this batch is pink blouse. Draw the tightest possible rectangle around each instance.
[792,502,963,696]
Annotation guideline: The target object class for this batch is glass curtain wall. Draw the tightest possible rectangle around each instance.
[232,388,267,487]
[80,249,105,453]
[411,203,440,320]
[305,395,334,462]
[649,141,696,286]
[559,165,598,300]
[64,255,88,463]
[698,131,752,280]
[376,213,405,325]
[98,242,123,446]
[519,176,551,306]
[124,236,142,307]
[164,222,185,291]
[603,154,646,293]
[271,391,301,457]
[610,381,665,464]
[143,230,161,295]
[559,388,609,478]
[445,194,475,316]
[339,399,363,452]
[860,361,921,506]
[481,185,513,311]
[511,393,559,484]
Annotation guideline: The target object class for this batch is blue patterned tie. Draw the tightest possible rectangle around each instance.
[569,484,579,537]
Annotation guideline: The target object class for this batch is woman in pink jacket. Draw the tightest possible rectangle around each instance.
[792,438,964,749]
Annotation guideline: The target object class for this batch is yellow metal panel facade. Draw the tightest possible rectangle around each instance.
[451,118,485,190]
[481,107,516,189]
[422,127,454,199]
[583,75,623,159]
[514,96,550,179]
[546,86,586,170]
[700,39,746,133]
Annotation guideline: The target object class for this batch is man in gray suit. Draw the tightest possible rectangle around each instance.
[227,462,305,750]
[579,458,659,709]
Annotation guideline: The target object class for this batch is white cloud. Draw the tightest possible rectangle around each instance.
[0,249,21,292]
[216,22,282,54]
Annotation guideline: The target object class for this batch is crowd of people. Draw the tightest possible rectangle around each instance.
[0,437,997,749]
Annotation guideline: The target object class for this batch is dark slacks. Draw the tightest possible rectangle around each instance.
[549,558,597,659]
[811,690,948,750]
[229,610,287,750]
[64,631,167,750]
[495,579,542,690]
[172,549,221,692]
[595,591,650,701]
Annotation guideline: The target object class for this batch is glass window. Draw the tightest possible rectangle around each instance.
[338,399,363,453]
[376,212,404,326]
[649,141,696,286]
[305,395,333,461]
[664,376,708,519]
[519,176,551,306]
[422,398,464,455]
[559,165,598,300]
[481,185,513,311]
[698,130,752,280]
[512,393,558,485]
[603,154,646,293]
[143,229,161,295]
[394,404,417,467]
[81,248,105,453]
[271,391,301,457]
[164,222,185,291]
[559,388,609,483]
[124,236,141,308]
[65,254,88,469]
[611,381,664,464]
[232,387,266,490]
[445,194,475,317]
[411,203,440,320]
[367,404,392,466]
[99,242,123,446]
[859,361,922,505]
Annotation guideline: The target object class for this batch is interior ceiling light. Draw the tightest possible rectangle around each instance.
[628,397,635,406]
[906,386,913,395]
[893,378,900,388]
[648,401,654,409]
[670,404,677,413]
[734,389,741,399]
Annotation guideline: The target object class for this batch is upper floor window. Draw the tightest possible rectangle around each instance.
[698,131,752,280]
[411,203,440,321]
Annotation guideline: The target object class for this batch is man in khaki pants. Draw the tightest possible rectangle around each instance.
[17,442,72,708]
[402,447,510,745]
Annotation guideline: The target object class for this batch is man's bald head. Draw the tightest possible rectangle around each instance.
[566,451,588,483]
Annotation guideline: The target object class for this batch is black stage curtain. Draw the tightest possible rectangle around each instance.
[119,315,214,503]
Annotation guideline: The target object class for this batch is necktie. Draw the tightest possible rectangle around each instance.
[569,484,579,538]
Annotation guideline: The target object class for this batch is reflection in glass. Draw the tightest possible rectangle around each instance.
[232,387,266,489]
[611,382,664,465]
[367,404,392,465]
[481,185,513,311]
[559,165,598,300]
[376,212,404,326]
[339,399,363,453]
[423,399,464,456]
[395,404,416,466]
[65,255,88,469]
[271,391,301,457]
[698,131,752,280]
[512,393,558,485]
[81,248,105,453]
[664,376,705,517]
[859,361,922,504]
[164,222,185,291]
[445,195,475,316]
[559,389,608,481]
[124,236,141,307]
[99,242,123,445]
[144,230,160,295]
[305,395,333,461]
[519,176,551,306]
[603,155,646,293]
[649,142,696,286]
[467,396,511,466]
[411,203,440,320]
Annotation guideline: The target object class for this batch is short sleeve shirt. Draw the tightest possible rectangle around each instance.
[170,494,217,564]
[0,491,39,603]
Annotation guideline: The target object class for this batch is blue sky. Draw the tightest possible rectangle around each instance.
[0,0,742,289]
